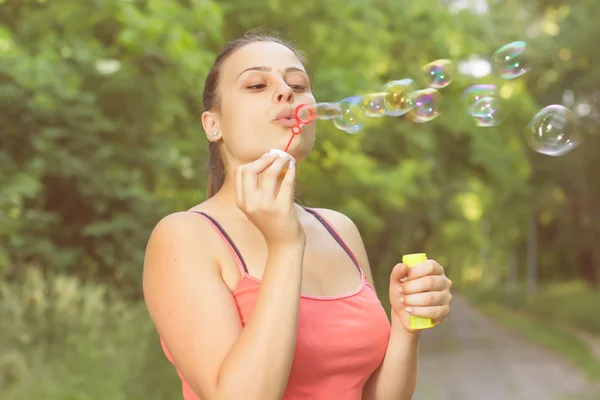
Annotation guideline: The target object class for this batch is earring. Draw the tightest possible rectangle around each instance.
[211,130,219,137]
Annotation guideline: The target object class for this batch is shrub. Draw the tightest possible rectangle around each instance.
[0,268,180,400]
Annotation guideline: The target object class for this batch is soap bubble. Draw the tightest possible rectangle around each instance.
[468,96,505,127]
[296,102,341,123]
[362,92,388,117]
[333,96,366,134]
[423,59,454,89]
[314,102,342,120]
[463,84,498,107]
[492,41,531,79]
[381,79,417,116]
[528,105,582,156]
[406,88,442,123]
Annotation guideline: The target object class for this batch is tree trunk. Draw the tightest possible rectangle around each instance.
[479,219,492,285]
[572,156,598,287]
[526,209,538,295]
[507,246,518,293]
[578,248,597,287]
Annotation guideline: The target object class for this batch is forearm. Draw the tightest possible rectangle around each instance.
[363,316,420,400]
[216,242,305,400]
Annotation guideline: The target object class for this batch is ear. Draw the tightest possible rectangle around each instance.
[201,111,221,142]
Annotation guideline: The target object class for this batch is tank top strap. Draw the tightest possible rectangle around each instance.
[187,211,249,275]
[303,207,364,277]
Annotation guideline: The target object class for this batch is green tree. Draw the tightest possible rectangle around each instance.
[1,0,222,289]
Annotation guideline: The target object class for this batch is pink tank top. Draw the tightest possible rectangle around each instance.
[160,208,391,400]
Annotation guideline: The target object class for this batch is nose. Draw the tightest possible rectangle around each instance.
[272,80,294,104]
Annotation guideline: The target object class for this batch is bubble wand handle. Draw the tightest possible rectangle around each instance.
[284,130,297,152]
[402,253,436,330]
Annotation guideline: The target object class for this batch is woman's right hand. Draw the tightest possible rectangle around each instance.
[235,151,305,248]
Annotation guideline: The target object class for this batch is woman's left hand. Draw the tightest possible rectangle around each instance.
[388,260,453,333]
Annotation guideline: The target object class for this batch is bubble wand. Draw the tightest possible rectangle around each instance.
[283,104,314,152]
[265,105,314,176]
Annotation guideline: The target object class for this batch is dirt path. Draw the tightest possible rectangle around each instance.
[412,295,600,400]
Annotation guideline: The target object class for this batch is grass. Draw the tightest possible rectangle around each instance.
[0,268,182,400]
[462,282,600,383]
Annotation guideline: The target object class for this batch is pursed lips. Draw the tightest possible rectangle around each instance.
[273,108,297,128]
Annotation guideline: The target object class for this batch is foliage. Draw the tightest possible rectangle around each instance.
[0,267,180,399]
[1,0,599,397]
[462,281,600,335]
[0,0,223,287]
[1,0,598,289]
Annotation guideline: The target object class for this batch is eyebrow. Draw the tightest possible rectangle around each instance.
[235,66,307,82]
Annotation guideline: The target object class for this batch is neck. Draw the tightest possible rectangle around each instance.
[209,169,238,205]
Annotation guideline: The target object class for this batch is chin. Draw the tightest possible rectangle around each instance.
[262,124,315,161]
[284,137,313,162]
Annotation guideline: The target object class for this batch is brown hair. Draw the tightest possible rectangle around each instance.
[203,29,307,198]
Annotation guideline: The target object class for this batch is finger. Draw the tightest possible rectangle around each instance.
[390,263,409,284]
[276,158,297,204]
[260,156,293,199]
[402,290,452,307]
[241,155,279,203]
[235,166,244,206]
[404,305,450,320]
[243,154,281,182]
[406,260,444,280]
[402,275,449,294]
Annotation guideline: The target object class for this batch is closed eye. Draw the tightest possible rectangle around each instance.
[246,83,309,92]
[290,85,307,92]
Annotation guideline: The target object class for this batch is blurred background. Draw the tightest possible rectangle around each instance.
[1,0,599,398]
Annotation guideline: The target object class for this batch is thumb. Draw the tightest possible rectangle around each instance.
[390,263,410,284]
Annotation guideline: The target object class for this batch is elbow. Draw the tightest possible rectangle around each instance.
[214,374,284,400]
[215,387,283,400]
[217,384,284,400]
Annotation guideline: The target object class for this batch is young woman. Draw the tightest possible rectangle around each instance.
[142,32,453,400]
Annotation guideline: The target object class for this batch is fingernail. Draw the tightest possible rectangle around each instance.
[289,157,296,168]
[400,277,408,282]
[398,286,403,294]
[268,149,287,157]
[399,297,404,304]
[405,307,413,314]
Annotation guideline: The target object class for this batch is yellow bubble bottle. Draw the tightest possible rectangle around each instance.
[402,253,436,330]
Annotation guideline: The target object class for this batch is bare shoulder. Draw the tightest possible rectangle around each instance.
[308,208,376,286]
[149,210,209,236]
[144,211,217,259]
[146,198,232,247]
[142,210,224,292]
[309,208,362,240]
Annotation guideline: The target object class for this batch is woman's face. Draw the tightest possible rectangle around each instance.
[204,41,317,165]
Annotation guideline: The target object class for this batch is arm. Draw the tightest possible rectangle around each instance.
[362,325,420,400]
[314,209,420,400]
[143,212,305,400]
